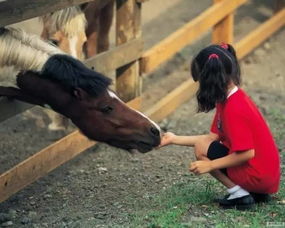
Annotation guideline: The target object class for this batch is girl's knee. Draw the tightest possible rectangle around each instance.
[194,135,215,160]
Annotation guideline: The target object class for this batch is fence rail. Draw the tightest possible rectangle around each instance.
[0,0,94,27]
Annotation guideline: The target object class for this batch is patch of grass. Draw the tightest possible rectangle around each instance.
[128,174,285,228]
[267,108,285,145]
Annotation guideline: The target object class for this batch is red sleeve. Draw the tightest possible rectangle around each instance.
[224,109,254,152]
[210,111,218,134]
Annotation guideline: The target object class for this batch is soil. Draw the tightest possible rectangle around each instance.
[0,0,284,227]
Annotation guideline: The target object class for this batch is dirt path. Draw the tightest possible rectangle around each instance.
[0,0,284,227]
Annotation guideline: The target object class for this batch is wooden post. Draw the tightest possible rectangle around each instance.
[116,0,142,102]
[212,0,234,44]
[274,0,284,13]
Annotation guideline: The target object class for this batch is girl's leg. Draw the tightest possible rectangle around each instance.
[191,136,254,209]
[193,135,235,188]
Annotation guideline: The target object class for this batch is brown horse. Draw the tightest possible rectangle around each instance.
[40,1,114,129]
[0,27,161,152]
[0,71,160,152]
[41,0,114,59]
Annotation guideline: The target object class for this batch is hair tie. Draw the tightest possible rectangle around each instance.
[220,43,228,49]
[208,53,219,59]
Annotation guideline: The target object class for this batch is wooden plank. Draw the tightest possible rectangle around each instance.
[0,0,94,27]
[127,96,142,110]
[85,38,143,75]
[235,8,285,59]
[140,0,247,74]
[0,39,143,123]
[0,98,140,203]
[136,0,149,2]
[212,0,234,44]
[116,0,142,102]
[144,79,198,122]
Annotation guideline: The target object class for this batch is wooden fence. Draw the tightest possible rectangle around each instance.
[0,0,284,203]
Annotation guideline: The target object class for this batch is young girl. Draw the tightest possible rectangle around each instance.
[159,44,280,210]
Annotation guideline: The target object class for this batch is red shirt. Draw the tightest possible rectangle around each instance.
[211,88,280,193]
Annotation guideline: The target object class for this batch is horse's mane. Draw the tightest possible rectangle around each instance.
[0,27,62,71]
[40,6,87,37]
[0,27,111,96]
[42,54,112,97]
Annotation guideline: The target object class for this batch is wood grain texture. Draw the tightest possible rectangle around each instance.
[212,0,234,44]
[116,0,142,102]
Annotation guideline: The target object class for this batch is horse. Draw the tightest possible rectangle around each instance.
[41,0,114,59]
[40,0,114,129]
[0,27,161,152]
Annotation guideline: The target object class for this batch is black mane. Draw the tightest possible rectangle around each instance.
[41,54,112,96]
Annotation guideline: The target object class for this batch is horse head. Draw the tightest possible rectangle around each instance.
[41,6,87,60]
[15,71,160,152]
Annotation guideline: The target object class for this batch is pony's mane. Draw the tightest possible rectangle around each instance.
[0,27,62,71]
[0,28,111,96]
[42,54,112,96]
[40,6,87,37]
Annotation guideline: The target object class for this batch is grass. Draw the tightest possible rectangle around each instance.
[267,108,285,145]
[127,107,285,228]
[128,175,285,227]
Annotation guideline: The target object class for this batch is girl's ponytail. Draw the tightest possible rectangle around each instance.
[221,43,241,85]
[196,54,229,112]
[191,44,241,113]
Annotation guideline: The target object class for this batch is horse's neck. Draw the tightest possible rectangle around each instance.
[0,28,62,72]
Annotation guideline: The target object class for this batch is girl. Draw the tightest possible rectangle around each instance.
[159,44,280,210]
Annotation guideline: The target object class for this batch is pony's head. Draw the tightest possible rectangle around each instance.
[0,28,161,152]
[16,69,161,153]
[41,6,87,60]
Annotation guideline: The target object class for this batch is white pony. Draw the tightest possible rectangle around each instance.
[40,6,87,60]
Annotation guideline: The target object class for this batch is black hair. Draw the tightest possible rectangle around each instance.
[191,44,241,112]
[41,54,112,97]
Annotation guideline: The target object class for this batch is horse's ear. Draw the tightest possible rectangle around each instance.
[73,87,89,100]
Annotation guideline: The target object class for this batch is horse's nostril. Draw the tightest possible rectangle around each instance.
[150,127,160,137]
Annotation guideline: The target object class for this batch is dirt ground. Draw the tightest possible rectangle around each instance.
[0,0,284,227]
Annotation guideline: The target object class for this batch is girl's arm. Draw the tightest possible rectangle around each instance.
[159,132,219,147]
[211,149,255,170]
[190,149,255,174]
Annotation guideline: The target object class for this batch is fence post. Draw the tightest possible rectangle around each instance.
[116,0,142,102]
[274,0,284,13]
[212,0,234,44]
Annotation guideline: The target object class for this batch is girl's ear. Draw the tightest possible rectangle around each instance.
[73,88,89,100]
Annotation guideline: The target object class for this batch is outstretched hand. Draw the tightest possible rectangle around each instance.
[189,160,213,175]
[158,132,176,147]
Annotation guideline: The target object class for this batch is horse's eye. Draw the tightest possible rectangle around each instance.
[100,106,113,114]
[49,39,59,46]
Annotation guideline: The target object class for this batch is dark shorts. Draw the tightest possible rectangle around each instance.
[207,141,229,175]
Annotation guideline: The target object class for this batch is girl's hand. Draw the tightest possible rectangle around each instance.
[189,160,213,175]
[159,132,176,147]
